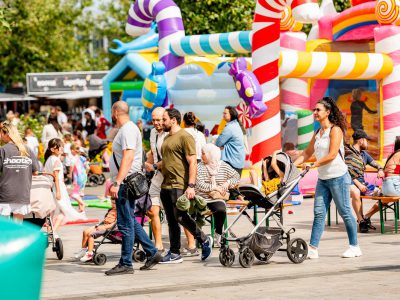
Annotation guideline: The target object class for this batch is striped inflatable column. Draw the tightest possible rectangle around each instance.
[280,31,310,112]
[374,26,400,158]
[250,0,319,164]
[126,0,185,91]
[297,109,314,150]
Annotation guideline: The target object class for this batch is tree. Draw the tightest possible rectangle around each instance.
[0,0,96,87]
[175,0,255,34]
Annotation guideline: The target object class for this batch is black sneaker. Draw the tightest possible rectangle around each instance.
[140,251,162,271]
[358,220,369,233]
[364,217,376,230]
[105,264,134,276]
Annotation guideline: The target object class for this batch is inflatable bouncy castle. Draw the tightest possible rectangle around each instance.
[103,0,400,163]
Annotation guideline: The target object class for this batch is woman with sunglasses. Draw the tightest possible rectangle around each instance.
[0,121,39,222]
[294,97,360,259]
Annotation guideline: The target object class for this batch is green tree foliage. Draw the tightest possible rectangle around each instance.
[0,0,96,86]
[175,0,255,34]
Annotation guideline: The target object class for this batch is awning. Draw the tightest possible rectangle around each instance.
[0,93,37,102]
[46,90,103,100]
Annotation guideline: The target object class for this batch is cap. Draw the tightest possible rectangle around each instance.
[352,129,370,141]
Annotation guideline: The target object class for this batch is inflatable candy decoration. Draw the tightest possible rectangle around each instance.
[229,57,267,118]
[141,62,167,121]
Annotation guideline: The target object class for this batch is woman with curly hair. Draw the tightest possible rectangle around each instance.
[294,97,360,259]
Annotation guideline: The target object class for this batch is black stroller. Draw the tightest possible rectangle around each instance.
[91,191,152,265]
[219,152,310,268]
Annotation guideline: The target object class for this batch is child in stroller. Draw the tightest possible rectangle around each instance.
[75,199,117,262]
[261,150,285,195]
[219,152,310,268]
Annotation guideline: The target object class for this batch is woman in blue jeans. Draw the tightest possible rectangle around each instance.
[294,97,361,259]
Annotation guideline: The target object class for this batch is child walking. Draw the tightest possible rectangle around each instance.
[44,138,86,233]
[69,144,88,210]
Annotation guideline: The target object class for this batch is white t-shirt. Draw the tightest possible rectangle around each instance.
[185,128,206,160]
[149,128,168,164]
[41,124,62,151]
[26,136,39,157]
[314,127,348,180]
[57,112,68,125]
[109,121,143,181]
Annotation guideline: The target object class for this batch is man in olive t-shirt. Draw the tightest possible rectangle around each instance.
[160,108,212,263]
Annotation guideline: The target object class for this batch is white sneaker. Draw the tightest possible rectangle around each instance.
[74,248,87,259]
[80,251,94,262]
[214,233,221,248]
[307,246,319,259]
[342,245,362,258]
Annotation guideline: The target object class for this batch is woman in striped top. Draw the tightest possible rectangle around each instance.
[195,144,240,245]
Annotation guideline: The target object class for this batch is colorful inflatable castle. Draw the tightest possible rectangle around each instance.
[103,0,400,168]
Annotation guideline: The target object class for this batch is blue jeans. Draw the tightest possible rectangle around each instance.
[310,172,358,248]
[116,184,157,267]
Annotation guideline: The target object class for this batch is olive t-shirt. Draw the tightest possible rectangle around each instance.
[161,129,196,190]
[0,143,39,204]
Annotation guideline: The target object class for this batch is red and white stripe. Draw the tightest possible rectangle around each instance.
[250,0,319,164]
[375,25,400,158]
[280,31,310,112]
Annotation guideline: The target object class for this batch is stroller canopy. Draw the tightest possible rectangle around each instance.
[263,152,300,186]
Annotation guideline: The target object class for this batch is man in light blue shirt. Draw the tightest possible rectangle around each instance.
[216,106,245,175]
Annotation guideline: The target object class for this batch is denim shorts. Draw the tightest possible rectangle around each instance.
[382,176,400,196]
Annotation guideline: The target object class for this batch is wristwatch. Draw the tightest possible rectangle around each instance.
[153,164,158,171]
[188,183,195,188]
[112,181,120,187]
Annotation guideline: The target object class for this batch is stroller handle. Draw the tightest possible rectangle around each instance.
[36,172,56,181]
[300,166,310,177]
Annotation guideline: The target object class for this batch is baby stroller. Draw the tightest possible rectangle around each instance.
[219,152,310,268]
[91,193,152,265]
[25,173,64,260]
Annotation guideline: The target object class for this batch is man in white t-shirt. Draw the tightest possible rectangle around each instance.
[56,106,68,126]
[24,128,39,158]
[144,107,168,251]
[105,101,161,276]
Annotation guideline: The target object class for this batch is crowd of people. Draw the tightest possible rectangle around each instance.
[0,96,399,276]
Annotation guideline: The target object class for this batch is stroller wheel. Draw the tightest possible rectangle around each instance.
[219,248,235,267]
[255,252,273,262]
[159,208,166,224]
[239,248,255,268]
[55,238,64,260]
[87,174,100,187]
[98,174,106,185]
[133,249,146,262]
[287,238,308,264]
[93,253,107,265]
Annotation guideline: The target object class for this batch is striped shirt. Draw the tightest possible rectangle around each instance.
[195,161,240,203]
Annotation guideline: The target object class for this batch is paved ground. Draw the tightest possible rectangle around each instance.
[41,185,400,300]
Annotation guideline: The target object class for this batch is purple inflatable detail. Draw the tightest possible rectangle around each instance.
[157,18,185,39]
[133,2,153,22]
[153,0,177,15]
[229,57,267,118]
[160,53,185,70]
[127,15,151,28]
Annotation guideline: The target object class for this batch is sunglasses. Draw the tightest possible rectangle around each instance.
[313,108,325,112]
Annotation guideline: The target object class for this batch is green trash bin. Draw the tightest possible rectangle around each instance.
[0,218,47,300]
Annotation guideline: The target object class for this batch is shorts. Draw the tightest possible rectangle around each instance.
[91,229,107,239]
[149,172,163,207]
[0,203,31,216]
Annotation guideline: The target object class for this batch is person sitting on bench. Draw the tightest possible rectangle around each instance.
[345,130,384,233]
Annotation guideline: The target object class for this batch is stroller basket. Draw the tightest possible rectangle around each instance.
[247,227,283,255]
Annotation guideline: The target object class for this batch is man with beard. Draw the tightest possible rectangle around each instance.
[159,108,213,263]
[345,129,384,233]
[105,101,161,276]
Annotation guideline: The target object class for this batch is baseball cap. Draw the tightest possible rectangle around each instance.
[352,129,370,141]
